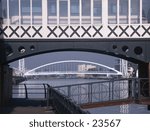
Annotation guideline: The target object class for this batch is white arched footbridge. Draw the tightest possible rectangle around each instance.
[24,60,122,77]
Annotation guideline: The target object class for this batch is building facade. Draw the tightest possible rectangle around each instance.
[0,0,150,39]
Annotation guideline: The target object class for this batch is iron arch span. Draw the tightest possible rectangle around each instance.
[3,39,150,64]
[24,60,122,76]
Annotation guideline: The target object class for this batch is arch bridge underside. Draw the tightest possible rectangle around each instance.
[2,38,150,64]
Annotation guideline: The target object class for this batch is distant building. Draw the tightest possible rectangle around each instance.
[78,64,96,78]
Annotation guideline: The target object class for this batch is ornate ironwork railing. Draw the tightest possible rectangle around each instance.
[47,84,88,114]
[12,78,150,113]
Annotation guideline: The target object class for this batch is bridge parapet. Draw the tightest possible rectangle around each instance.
[1,0,150,39]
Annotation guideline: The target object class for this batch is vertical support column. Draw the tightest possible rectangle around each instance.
[102,0,108,37]
[128,0,131,24]
[19,0,21,25]
[138,62,150,110]
[117,0,120,24]
[57,0,59,25]
[0,64,13,108]
[68,0,70,25]
[42,0,48,26]
[91,0,94,25]
[0,64,3,108]
[138,62,150,96]
[79,0,82,25]
[42,0,48,37]
[140,0,142,24]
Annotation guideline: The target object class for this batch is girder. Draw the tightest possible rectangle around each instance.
[2,38,150,64]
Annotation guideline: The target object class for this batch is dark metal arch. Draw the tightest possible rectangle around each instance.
[3,38,150,64]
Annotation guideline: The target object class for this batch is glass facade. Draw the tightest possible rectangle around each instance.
[94,0,102,24]
[108,0,117,24]
[32,0,42,24]
[119,0,128,24]
[71,0,79,16]
[82,0,91,24]
[70,0,79,24]
[131,0,140,24]
[21,0,31,24]
[1,0,7,24]
[9,0,19,24]
[1,0,150,25]
[59,0,68,24]
[142,0,150,23]
[48,0,57,16]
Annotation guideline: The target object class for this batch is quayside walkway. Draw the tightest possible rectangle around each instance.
[0,99,55,114]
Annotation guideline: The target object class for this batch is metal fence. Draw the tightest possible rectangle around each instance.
[12,84,48,100]
[47,84,88,114]
[12,78,150,113]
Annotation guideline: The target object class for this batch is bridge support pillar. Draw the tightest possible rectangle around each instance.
[0,64,13,109]
[138,62,150,110]
[138,62,150,96]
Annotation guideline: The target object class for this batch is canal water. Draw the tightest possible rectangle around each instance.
[15,78,150,114]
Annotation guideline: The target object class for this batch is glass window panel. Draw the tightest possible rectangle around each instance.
[82,0,91,16]
[1,0,7,24]
[93,0,102,24]
[59,0,68,17]
[48,0,57,16]
[131,0,140,24]
[70,0,79,16]
[9,0,19,24]
[21,0,30,24]
[32,0,42,24]
[108,0,117,24]
[94,0,102,17]
[142,0,150,23]
[119,0,128,24]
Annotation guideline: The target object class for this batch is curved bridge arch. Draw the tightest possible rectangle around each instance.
[24,60,122,76]
[3,38,150,64]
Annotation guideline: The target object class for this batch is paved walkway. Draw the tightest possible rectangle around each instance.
[0,99,55,114]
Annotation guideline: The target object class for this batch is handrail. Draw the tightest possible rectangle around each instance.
[47,84,89,114]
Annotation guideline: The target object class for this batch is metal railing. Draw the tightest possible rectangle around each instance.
[50,78,150,104]
[12,83,88,114]
[47,84,88,114]
[12,78,150,113]
[12,84,48,100]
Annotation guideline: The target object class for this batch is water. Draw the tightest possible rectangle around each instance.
[17,78,150,114]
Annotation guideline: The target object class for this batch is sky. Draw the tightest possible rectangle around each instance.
[10,51,117,70]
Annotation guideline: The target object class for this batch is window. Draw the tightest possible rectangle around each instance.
[131,0,140,24]
[108,0,117,24]
[94,0,102,17]
[59,0,68,17]
[82,0,91,16]
[94,0,102,24]
[48,0,57,16]
[70,0,79,16]
[21,0,30,24]
[9,0,19,24]
[59,0,68,24]
[142,0,150,23]
[1,0,7,24]
[32,0,42,24]
[119,0,128,24]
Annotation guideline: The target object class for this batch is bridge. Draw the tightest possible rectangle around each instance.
[24,60,122,77]
[1,0,150,112]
